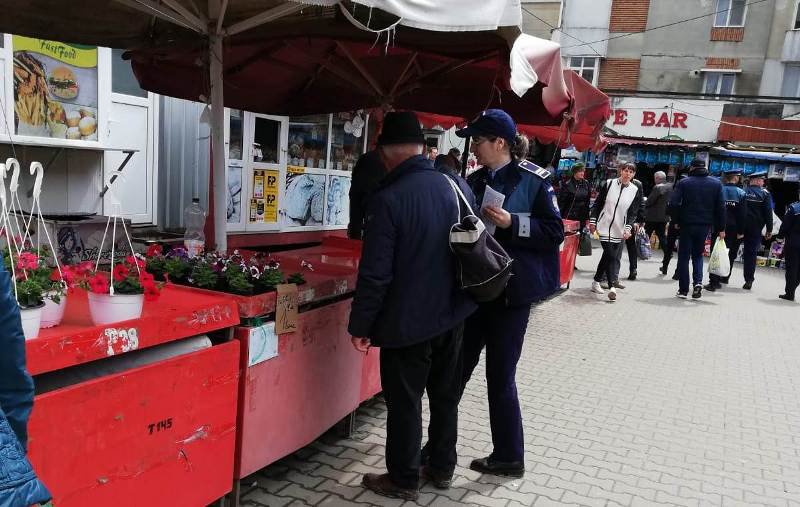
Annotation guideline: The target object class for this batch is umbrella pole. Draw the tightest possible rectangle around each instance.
[461,137,471,179]
[209,33,227,253]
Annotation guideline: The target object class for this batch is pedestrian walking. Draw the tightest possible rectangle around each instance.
[667,159,726,299]
[741,170,774,290]
[348,112,477,501]
[348,149,386,240]
[705,168,747,291]
[557,163,591,225]
[456,109,563,477]
[0,261,51,505]
[589,162,643,301]
[778,197,800,301]
[645,170,672,258]
[660,173,689,278]
[623,177,645,281]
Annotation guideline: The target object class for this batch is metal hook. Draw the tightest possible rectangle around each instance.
[5,158,20,193]
[29,162,44,199]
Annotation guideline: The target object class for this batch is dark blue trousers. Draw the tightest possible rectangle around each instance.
[678,225,710,293]
[742,232,763,283]
[462,297,530,463]
[785,244,800,298]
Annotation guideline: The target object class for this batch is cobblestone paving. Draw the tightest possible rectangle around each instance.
[239,245,800,506]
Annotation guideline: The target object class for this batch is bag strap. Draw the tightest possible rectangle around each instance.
[442,174,477,219]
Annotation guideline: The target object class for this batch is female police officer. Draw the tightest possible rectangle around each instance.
[457,109,564,477]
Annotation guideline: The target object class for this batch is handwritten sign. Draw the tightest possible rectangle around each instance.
[275,284,298,334]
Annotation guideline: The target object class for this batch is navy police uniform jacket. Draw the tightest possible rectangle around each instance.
[779,201,800,249]
[722,183,747,235]
[348,155,477,348]
[467,159,564,305]
[744,186,773,235]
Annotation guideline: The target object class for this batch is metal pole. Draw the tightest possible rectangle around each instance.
[210,33,227,253]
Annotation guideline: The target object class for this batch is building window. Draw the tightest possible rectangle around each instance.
[568,57,599,86]
[782,64,800,97]
[704,72,736,95]
[794,1,800,29]
[714,0,746,27]
[111,48,148,98]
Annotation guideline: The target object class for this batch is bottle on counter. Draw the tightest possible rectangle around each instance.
[183,197,206,258]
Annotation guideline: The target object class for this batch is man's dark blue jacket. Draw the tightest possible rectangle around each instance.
[667,168,726,233]
[0,263,51,506]
[467,160,564,305]
[348,155,477,348]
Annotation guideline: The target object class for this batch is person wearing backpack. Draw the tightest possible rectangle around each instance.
[348,112,477,501]
[452,109,563,478]
[589,162,643,301]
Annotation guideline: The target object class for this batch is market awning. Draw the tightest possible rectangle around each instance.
[606,137,709,148]
[711,147,800,164]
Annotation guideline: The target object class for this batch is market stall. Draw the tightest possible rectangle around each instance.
[0,4,610,507]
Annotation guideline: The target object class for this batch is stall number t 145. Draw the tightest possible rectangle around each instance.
[148,418,173,435]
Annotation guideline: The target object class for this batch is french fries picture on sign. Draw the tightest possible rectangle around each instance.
[13,36,98,141]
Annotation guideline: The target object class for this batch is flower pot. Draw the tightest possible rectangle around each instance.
[20,305,43,340]
[87,292,144,326]
[41,293,67,328]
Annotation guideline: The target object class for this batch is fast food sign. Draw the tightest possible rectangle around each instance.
[12,36,99,141]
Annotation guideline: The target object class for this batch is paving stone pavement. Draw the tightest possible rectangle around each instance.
[239,244,800,507]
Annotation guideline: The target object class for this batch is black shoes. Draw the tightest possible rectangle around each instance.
[421,466,453,490]
[720,277,730,284]
[672,272,679,280]
[692,285,702,299]
[779,294,795,301]
[628,271,637,281]
[704,283,720,292]
[659,265,668,275]
[362,473,419,501]
[743,281,753,290]
[676,290,688,299]
[469,457,525,478]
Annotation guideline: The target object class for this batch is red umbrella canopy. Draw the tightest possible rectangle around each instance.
[129,34,572,126]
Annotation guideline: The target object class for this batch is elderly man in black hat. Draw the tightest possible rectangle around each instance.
[348,111,477,501]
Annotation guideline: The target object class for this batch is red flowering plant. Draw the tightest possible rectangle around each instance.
[80,255,162,301]
[2,246,71,307]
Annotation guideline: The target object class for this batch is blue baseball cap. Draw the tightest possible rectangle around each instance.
[723,168,742,175]
[456,109,517,143]
[750,170,768,178]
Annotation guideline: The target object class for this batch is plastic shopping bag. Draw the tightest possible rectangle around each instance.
[708,237,730,276]
[636,228,652,260]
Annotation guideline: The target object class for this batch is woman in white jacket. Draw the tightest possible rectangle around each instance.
[589,163,643,300]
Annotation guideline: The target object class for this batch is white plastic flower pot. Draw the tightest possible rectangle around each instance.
[87,292,144,326]
[41,293,67,328]
[20,305,43,340]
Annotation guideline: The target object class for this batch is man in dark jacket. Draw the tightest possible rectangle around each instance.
[0,263,51,506]
[348,149,386,240]
[779,196,800,301]
[742,170,774,290]
[668,159,726,299]
[645,171,672,257]
[348,112,477,501]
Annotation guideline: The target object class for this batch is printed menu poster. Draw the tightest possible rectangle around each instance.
[253,170,265,199]
[13,36,98,140]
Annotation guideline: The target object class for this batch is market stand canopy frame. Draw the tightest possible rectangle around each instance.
[0,0,608,250]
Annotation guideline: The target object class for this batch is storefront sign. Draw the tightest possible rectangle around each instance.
[609,97,725,143]
[12,35,98,140]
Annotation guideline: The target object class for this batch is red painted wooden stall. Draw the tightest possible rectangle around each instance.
[25,286,241,507]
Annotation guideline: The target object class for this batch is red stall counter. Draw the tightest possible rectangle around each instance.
[234,299,362,479]
[26,286,239,376]
[25,286,242,507]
